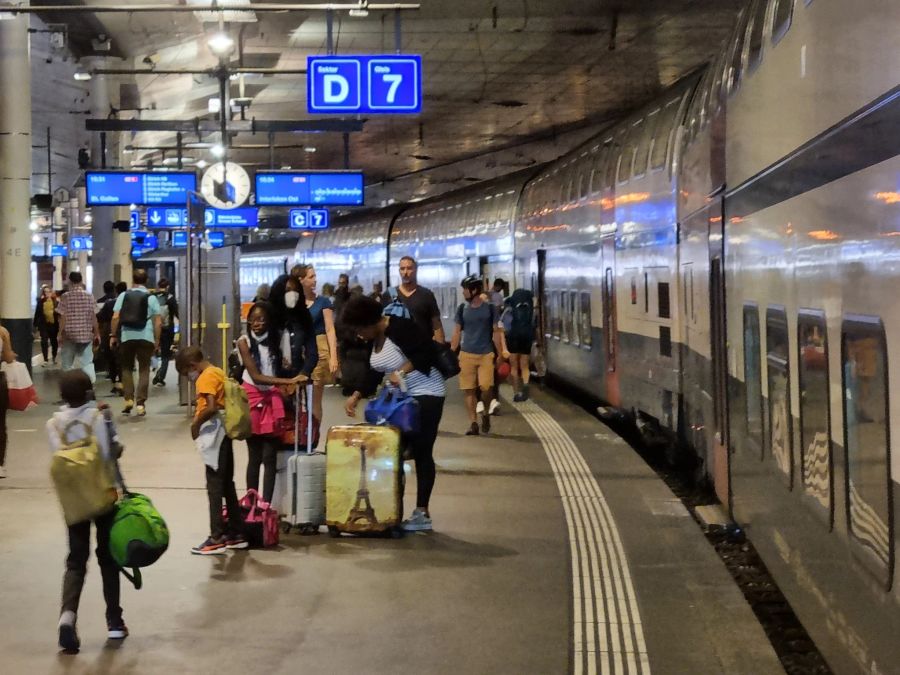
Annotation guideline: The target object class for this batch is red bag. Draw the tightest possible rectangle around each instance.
[224,489,279,548]
[280,388,320,450]
[2,362,38,411]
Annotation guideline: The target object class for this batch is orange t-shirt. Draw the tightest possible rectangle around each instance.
[195,366,225,420]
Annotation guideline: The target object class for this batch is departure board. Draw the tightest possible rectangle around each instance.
[254,171,364,206]
[86,171,197,206]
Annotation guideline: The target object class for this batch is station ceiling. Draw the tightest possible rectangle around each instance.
[29,0,742,203]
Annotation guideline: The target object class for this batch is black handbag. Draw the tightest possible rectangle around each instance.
[435,342,461,379]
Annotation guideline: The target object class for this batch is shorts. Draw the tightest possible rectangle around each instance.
[459,351,494,391]
[312,334,335,385]
[506,334,534,355]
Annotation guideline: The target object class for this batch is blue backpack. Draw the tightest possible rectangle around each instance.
[383,287,412,320]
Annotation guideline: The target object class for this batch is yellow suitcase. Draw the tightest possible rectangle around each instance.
[325,425,403,537]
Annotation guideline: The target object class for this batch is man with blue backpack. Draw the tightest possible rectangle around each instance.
[502,288,536,402]
[381,256,445,342]
[111,269,161,417]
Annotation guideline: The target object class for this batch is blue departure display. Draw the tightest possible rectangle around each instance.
[51,244,67,257]
[86,171,196,206]
[204,207,258,228]
[172,231,188,247]
[208,231,225,248]
[255,171,364,206]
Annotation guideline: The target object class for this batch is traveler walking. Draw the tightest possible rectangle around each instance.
[152,278,179,387]
[96,281,117,380]
[450,275,506,435]
[34,284,59,365]
[175,346,248,555]
[297,265,339,423]
[50,371,127,652]
[57,272,101,384]
[111,270,161,416]
[332,273,351,317]
[381,256,445,342]
[503,288,536,401]
[341,295,446,532]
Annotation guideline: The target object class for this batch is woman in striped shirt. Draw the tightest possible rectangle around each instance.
[341,295,446,532]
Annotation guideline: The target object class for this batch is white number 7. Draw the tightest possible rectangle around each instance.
[383,74,403,103]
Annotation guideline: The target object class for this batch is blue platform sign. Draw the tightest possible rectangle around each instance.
[308,55,421,114]
[51,244,67,257]
[208,231,225,248]
[309,209,329,229]
[203,207,258,228]
[85,171,196,206]
[147,207,188,228]
[256,171,363,206]
[70,236,92,251]
[289,208,329,230]
[129,210,140,231]
[172,231,188,247]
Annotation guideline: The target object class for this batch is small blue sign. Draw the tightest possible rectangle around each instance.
[172,231,188,247]
[143,235,158,250]
[307,55,421,115]
[289,208,309,229]
[208,231,225,248]
[203,207,258,228]
[70,237,87,251]
[147,207,188,228]
[51,244,67,257]
[131,231,147,246]
[309,209,329,229]
[129,210,140,231]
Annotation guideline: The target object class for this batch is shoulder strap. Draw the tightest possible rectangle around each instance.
[389,286,399,301]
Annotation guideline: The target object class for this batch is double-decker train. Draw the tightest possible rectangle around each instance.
[229,0,900,670]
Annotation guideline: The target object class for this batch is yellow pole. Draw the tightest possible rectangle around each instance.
[217,297,231,371]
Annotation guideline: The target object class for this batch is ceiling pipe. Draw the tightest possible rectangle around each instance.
[91,68,307,76]
[0,3,420,13]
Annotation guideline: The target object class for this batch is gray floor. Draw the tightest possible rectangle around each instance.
[0,360,782,674]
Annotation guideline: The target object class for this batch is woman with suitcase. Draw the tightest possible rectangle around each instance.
[340,295,446,532]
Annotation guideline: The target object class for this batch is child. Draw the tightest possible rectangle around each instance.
[175,345,247,555]
[49,371,126,653]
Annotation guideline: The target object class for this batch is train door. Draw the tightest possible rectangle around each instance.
[601,233,620,406]
[535,249,547,351]
[708,195,730,508]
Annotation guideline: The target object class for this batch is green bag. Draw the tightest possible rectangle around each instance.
[109,492,170,590]
[224,377,251,440]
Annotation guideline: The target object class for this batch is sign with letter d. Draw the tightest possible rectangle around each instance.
[308,55,422,115]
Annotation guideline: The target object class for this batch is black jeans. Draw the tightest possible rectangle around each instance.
[246,435,279,504]
[206,436,243,539]
[62,508,122,623]
[40,322,59,361]
[409,395,445,510]
[154,328,175,384]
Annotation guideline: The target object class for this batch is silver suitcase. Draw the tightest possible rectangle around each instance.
[280,384,325,534]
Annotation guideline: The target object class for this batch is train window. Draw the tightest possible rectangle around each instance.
[562,291,571,343]
[743,305,764,456]
[771,0,793,45]
[634,111,655,177]
[605,130,625,188]
[650,100,680,170]
[577,167,588,200]
[726,7,750,96]
[580,292,592,349]
[543,286,552,338]
[570,290,581,346]
[658,281,671,319]
[551,291,561,339]
[766,306,793,485]
[746,0,770,75]
[644,272,649,313]
[841,316,892,577]
[630,275,638,305]
[797,310,831,513]
[618,119,642,184]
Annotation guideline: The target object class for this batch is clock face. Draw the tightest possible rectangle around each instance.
[200,162,251,209]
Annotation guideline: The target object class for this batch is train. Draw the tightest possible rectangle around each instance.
[143,0,900,671]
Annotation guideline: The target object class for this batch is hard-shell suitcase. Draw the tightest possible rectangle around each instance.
[325,425,404,537]
[280,384,326,534]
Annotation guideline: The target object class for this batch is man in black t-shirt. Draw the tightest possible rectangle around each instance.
[381,256,445,342]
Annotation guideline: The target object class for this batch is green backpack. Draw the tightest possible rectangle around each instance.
[224,377,252,440]
[109,492,170,590]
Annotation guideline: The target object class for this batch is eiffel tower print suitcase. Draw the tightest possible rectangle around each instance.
[280,384,326,534]
[325,425,403,537]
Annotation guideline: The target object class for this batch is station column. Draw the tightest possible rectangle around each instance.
[0,11,34,364]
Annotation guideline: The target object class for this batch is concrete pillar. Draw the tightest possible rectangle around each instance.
[87,59,119,287]
[113,205,132,284]
[0,11,34,364]
[75,187,90,288]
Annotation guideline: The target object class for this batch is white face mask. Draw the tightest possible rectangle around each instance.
[285,291,300,309]
[188,370,200,382]
[252,330,268,341]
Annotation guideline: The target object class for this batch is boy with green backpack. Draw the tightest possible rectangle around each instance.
[175,345,249,555]
[48,371,127,653]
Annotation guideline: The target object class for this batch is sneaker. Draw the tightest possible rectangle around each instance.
[224,534,249,550]
[135,404,146,417]
[481,412,491,434]
[0,465,6,479]
[122,399,134,415]
[402,509,433,532]
[513,392,525,403]
[465,422,480,436]
[476,400,485,414]
[191,536,227,555]
[489,399,500,416]
[521,384,530,402]
[58,620,80,653]
[107,620,129,640]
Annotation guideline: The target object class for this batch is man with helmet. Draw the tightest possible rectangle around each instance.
[450,275,508,436]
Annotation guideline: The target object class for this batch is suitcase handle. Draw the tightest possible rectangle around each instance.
[293,384,315,457]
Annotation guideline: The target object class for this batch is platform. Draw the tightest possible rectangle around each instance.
[0,363,782,674]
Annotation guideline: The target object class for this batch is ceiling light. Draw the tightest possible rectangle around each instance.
[73,68,92,81]
[83,213,92,224]
[207,32,235,56]
[348,8,369,17]
[196,159,208,169]
[304,146,317,153]
[32,234,41,244]
[29,221,39,231]
[280,165,292,170]
[210,144,225,158]
[129,203,138,211]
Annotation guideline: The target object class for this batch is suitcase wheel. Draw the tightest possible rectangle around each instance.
[281,522,292,535]
[299,524,319,535]
[390,527,405,539]
[328,526,341,538]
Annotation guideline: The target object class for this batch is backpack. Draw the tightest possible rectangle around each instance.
[97,296,116,324]
[119,290,149,329]
[383,287,412,320]
[224,377,252,440]
[49,410,118,526]
[155,291,172,328]
[108,491,169,590]
[510,300,535,341]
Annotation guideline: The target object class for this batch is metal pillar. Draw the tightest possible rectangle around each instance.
[0,10,33,365]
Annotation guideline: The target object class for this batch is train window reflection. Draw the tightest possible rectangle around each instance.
[634,112,655,177]
[743,305,764,456]
[650,100,679,170]
[570,291,580,346]
[841,316,892,576]
[580,292,592,349]
[562,291,571,343]
[551,291,561,340]
[658,281,671,319]
[746,0,769,75]
[771,0,793,44]
[726,6,750,95]
[766,306,793,485]
[798,311,831,513]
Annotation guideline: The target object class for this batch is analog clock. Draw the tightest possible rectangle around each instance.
[200,161,251,210]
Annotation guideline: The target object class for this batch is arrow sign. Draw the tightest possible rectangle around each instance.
[148,208,163,226]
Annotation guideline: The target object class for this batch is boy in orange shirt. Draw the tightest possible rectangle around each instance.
[175,346,247,555]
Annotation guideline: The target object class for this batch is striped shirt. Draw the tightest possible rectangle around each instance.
[370,337,445,398]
